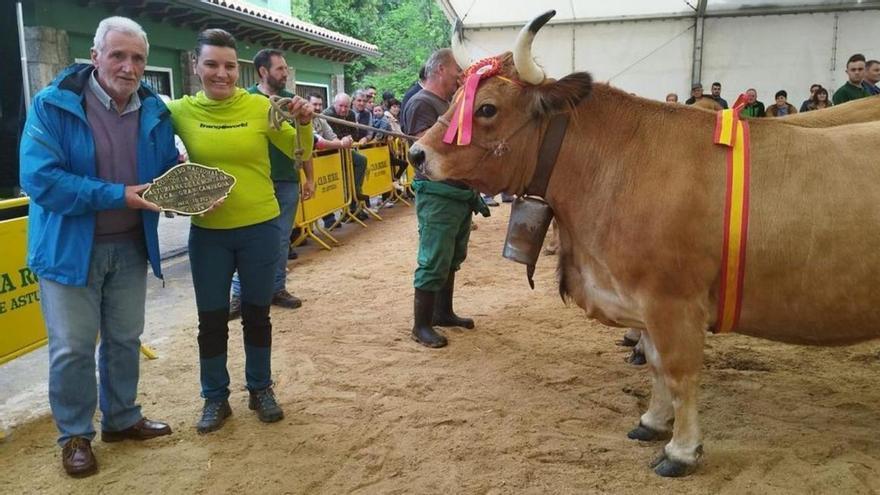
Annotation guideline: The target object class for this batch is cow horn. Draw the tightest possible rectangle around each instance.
[513,10,555,85]
[451,20,472,71]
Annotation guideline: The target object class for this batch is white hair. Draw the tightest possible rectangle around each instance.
[425,48,454,79]
[92,16,149,56]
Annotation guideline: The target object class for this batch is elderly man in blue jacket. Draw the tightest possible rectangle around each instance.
[19,16,177,478]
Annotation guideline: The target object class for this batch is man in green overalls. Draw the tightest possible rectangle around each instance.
[401,48,490,348]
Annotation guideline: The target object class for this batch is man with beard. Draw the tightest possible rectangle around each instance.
[710,82,728,109]
[229,48,315,319]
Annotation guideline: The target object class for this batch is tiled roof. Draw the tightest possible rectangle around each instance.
[203,0,379,56]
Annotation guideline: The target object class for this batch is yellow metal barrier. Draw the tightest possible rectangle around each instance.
[294,149,348,250]
[291,141,410,245]
[0,198,47,365]
[389,138,416,201]
[357,142,395,221]
[0,197,157,365]
[337,148,368,228]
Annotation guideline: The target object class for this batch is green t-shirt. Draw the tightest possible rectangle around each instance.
[166,88,313,229]
[832,82,869,105]
[246,85,300,182]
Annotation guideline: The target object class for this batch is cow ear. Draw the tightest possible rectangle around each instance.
[528,72,592,117]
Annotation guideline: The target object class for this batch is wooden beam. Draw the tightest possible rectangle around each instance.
[185,18,217,32]
[114,2,149,17]
[249,32,283,45]
[161,6,193,25]
[278,39,308,52]
[304,45,328,57]
[144,2,174,17]
[230,27,263,40]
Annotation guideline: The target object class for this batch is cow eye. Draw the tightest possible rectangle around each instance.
[475,104,497,118]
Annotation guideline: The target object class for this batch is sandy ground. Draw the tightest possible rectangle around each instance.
[1,203,879,494]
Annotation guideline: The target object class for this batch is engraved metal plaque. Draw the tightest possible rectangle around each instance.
[143,162,236,215]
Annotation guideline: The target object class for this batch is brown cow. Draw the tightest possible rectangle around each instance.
[409,10,880,477]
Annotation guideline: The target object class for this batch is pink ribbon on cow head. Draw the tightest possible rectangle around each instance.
[443,58,503,146]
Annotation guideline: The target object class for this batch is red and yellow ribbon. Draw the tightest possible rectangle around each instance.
[713,94,751,333]
[443,58,504,146]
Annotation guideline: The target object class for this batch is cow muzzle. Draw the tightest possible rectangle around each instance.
[502,196,554,289]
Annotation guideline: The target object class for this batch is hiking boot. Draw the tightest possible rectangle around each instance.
[271,289,302,309]
[196,399,232,434]
[61,437,97,478]
[229,295,242,321]
[248,386,284,423]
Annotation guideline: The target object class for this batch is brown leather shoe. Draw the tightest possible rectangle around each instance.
[101,418,172,443]
[62,437,97,478]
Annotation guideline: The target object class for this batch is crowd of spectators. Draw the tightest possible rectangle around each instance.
[669,53,878,118]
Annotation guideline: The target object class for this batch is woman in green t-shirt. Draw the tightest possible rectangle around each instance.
[165,29,314,434]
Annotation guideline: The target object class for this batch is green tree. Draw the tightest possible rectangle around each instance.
[363,0,449,98]
[297,0,451,99]
[290,0,311,20]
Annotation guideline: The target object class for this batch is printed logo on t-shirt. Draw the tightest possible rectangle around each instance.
[199,122,248,130]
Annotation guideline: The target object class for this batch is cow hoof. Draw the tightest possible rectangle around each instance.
[617,337,638,347]
[652,456,696,477]
[626,349,646,366]
[627,422,668,442]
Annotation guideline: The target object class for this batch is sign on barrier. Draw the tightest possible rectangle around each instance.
[296,149,348,226]
[358,144,394,198]
[0,197,158,364]
[0,200,47,365]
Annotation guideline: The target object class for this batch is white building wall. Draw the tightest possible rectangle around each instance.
[460,11,880,105]
[572,19,693,100]
[701,14,835,108]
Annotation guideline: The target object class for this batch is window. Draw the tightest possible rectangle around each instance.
[295,83,328,103]
[238,60,258,89]
[143,67,173,98]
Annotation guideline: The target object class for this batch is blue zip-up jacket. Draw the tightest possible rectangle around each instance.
[19,64,178,286]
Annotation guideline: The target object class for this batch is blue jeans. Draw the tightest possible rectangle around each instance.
[40,240,148,445]
[189,221,279,399]
[232,181,299,296]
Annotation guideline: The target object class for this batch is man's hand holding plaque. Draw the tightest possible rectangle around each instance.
[125,184,162,212]
[142,162,236,216]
